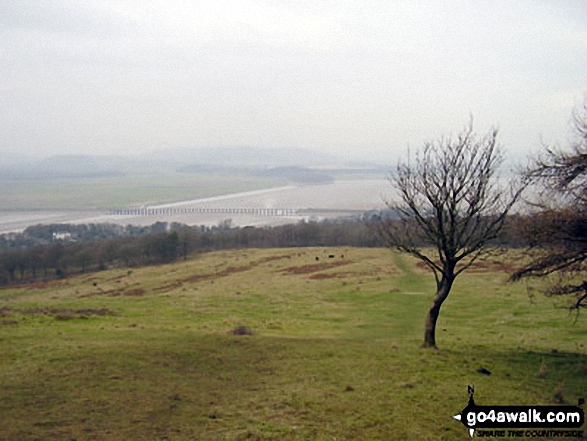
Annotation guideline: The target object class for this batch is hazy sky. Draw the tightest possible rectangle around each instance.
[1,0,585,162]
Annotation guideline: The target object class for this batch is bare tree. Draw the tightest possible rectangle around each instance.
[381,122,524,348]
[510,99,587,310]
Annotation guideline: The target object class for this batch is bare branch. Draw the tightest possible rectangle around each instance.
[380,120,524,347]
[382,121,523,277]
[511,97,587,311]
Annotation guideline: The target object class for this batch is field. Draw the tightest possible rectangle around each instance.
[0,248,585,440]
[0,172,286,211]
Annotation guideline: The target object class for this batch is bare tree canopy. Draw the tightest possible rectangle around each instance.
[381,122,524,348]
[511,99,587,310]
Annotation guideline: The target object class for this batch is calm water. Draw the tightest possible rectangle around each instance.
[0,180,393,233]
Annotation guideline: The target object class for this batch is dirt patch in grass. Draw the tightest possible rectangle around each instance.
[0,285,23,291]
[0,279,70,291]
[26,308,111,316]
[84,288,146,297]
[27,280,63,290]
[184,265,254,283]
[229,325,254,336]
[280,261,352,276]
[106,288,146,297]
[122,288,146,297]
[468,260,519,273]
[153,281,184,292]
[255,254,293,264]
[183,254,294,284]
[105,274,130,283]
[309,272,352,280]
[415,260,518,273]
[308,269,388,280]
[0,307,113,320]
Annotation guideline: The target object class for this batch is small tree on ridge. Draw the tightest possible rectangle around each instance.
[380,122,525,348]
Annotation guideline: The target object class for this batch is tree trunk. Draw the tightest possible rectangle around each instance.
[423,274,454,348]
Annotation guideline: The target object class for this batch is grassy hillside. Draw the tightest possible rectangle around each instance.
[0,248,585,440]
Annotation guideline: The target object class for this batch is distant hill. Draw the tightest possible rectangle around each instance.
[0,155,126,180]
[257,166,334,184]
[0,147,384,181]
[147,147,344,168]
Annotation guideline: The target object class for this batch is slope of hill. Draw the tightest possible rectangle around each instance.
[0,247,585,440]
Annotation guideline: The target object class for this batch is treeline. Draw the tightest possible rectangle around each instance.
[0,213,532,286]
[0,222,168,249]
[0,217,381,286]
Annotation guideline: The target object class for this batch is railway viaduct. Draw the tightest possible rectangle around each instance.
[108,207,300,217]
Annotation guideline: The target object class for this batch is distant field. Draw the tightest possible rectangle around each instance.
[0,248,585,440]
[0,177,392,233]
[0,172,286,211]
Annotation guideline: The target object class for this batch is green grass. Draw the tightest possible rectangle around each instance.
[0,172,285,211]
[0,248,585,440]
